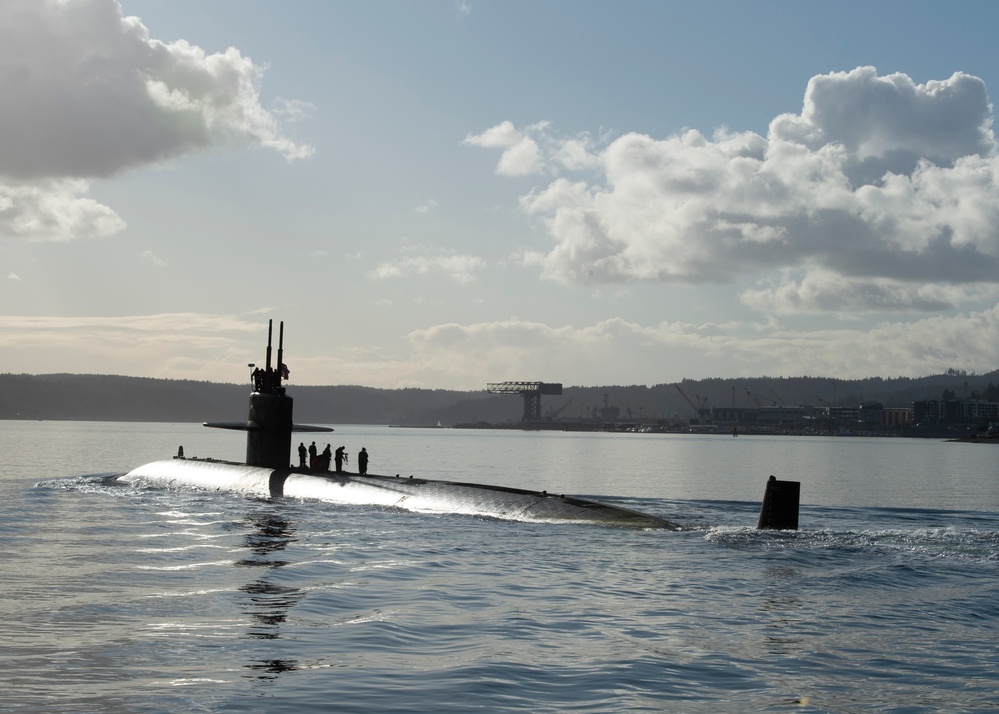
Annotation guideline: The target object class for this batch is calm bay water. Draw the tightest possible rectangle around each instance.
[3,420,998,712]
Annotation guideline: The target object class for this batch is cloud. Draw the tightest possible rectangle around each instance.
[741,267,999,314]
[8,273,21,281]
[0,179,127,241]
[4,309,997,387]
[0,313,266,381]
[140,249,167,267]
[464,121,545,176]
[406,309,999,386]
[371,252,486,284]
[0,0,311,241]
[270,98,316,124]
[414,199,439,214]
[0,313,262,341]
[771,67,993,170]
[469,68,999,314]
[368,239,486,285]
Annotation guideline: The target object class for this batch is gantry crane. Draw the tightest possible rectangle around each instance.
[487,381,563,423]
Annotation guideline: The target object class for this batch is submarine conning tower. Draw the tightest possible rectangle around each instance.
[245,320,293,469]
[204,320,331,470]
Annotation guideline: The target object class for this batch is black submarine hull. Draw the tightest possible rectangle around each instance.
[119,458,679,529]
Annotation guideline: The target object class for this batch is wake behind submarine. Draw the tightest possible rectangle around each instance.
[118,320,684,528]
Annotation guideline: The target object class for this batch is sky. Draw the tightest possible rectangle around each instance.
[3,0,999,390]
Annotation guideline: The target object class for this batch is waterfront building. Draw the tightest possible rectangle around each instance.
[912,399,999,425]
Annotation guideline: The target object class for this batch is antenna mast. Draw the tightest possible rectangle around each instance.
[276,321,284,389]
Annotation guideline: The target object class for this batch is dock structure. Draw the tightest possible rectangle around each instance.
[487,381,563,424]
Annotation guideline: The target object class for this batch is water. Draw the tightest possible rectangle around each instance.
[3,421,998,712]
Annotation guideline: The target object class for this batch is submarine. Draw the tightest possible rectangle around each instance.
[118,320,681,529]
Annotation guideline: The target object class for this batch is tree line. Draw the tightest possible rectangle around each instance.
[2,370,998,426]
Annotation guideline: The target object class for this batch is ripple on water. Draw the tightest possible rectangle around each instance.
[7,431,999,713]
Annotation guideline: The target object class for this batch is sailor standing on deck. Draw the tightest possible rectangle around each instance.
[308,441,318,470]
[357,447,368,475]
[334,446,347,473]
[298,442,307,468]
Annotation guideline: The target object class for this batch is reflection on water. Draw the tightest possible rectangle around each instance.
[244,658,300,680]
[240,579,303,638]
[235,510,298,566]
[758,557,807,657]
[235,510,304,683]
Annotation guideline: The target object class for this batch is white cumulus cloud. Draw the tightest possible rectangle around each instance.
[468,68,999,315]
[464,120,545,176]
[371,253,486,285]
[0,180,126,241]
[0,0,312,242]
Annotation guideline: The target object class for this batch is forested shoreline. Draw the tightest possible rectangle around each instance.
[2,370,997,427]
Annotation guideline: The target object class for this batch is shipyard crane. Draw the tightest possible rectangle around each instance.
[545,396,574,420]
[675,384,709,421]
[487,381,563,423]
[744,387,763,408]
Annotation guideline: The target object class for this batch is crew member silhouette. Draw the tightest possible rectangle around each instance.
[298,442,307,468]
[357,447,368,475]
[308,441,318,470]
[334,446,347,473]
[321,444,332,471]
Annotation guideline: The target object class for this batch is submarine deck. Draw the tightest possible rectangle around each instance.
[120,457,679,529]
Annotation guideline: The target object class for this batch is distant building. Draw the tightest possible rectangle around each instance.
[912,399,999,425]
[881,408,913,427]
[711,407,754,428]
[859,402,883,425]
[710,405,805,431]
[756,406,805,431]
[713,402,914,433]
[827,406,859,424]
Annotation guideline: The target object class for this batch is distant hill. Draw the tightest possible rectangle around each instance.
[0,374,488,426]
[1,370,997,426]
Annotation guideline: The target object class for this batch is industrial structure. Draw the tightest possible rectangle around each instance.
[487,381,563,423]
